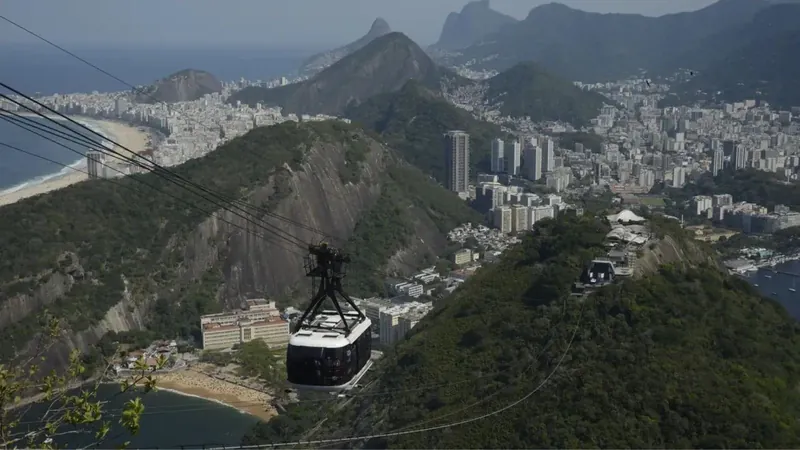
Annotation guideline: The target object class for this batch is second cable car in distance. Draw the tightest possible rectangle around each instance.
[286,243,373,391]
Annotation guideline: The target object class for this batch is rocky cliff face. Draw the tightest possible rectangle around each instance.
[433,0,518,50]
[1,124,414,369]
[136,69,223,103]
[185,137,390,305]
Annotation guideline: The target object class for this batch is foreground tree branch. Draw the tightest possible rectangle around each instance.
[0,311,164,449]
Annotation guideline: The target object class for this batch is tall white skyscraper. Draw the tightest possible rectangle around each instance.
[672,166,686,188]
[491,139,505,173]
[508,140,521,175]
[86,150,104,179]
[444,131,470,195]
[712,148,724,177]
[523,139,543,181]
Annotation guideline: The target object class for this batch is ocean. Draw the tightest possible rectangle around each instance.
[19,384,260,449]
[0,116,105,193]
[0,44,312,194]
[743,259,800,319]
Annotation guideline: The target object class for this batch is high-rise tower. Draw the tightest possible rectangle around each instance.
[490,138,504,173]
[444,131,470,195]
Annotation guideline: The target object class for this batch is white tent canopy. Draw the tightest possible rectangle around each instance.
[606,209,646,224]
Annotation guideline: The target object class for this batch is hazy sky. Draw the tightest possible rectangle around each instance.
[1,0,718,49]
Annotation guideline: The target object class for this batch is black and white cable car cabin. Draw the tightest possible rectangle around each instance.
[286,243,372,391]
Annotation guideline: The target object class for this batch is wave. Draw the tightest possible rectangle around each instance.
[0,115,114,196]
[154,387,255,417]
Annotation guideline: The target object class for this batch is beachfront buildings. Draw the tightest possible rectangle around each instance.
[86,150,104,179]
[200,299,290,351]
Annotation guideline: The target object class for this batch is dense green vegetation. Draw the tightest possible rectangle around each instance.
[228,32,465,116]
[344,165,482,296]
[347,81,504,182]
[0,122,357,359]
[485,63,608,125]
[245,213,800,448]
[235,340,284,384]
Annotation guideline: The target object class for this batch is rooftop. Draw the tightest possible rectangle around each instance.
[203,316,287,333]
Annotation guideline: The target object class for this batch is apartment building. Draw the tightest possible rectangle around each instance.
[200,299,289,350]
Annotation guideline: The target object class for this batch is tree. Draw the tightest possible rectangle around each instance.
[0,313,164,449]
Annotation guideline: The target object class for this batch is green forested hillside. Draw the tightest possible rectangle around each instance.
[344,164,483,295]
[0,122,311,358]
[0,120,479,361]
[244,214,800,448]
[228,33,463,116]
[663,29,800,108]
[346,81,504,181]
[485,63,608,125]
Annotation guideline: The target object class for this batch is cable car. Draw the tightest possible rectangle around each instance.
[286,243,373,391]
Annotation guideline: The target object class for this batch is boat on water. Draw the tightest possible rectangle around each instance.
[790,288,796,293]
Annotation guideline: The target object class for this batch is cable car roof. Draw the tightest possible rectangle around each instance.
[291,312,371,349]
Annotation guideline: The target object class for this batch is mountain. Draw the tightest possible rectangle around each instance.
[433,0,517,50]
[0,121,479,365]
[444,0,770,82]
[484,62,609,125]
[346,81,505,182]
[661,4,800,108]
[298,18,392,77]
[656,3,800,74]
[244,215,800,448]
[135,69,222,103]
[228,32,465,116]
[664,31,800,109]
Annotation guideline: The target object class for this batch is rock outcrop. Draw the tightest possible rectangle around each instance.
[0,121,470,370]
[229,32,464,116]
[136,69,222,103]
[298,18,392,77]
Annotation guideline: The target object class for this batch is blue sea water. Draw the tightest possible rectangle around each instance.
[0,117,104,192]
[19,384,260,449]
[0,44,312,193]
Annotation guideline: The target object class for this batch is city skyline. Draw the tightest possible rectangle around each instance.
[0,0,718,49]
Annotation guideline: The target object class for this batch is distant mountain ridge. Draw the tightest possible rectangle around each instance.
[660,3,800,108]
[441,0,771,81]
[135,69,222,104]
[228,32,465,116]
[297,18,392,77]
[433,0,517,50]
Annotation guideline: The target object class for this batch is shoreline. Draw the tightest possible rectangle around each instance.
[0,114,152,207]
[151,366,276,422]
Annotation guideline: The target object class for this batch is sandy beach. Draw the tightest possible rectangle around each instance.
[154,365,276,422]
[0,116,151,207]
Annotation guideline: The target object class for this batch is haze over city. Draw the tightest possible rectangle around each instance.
[1,0,718,48]
[2,0,800,448]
